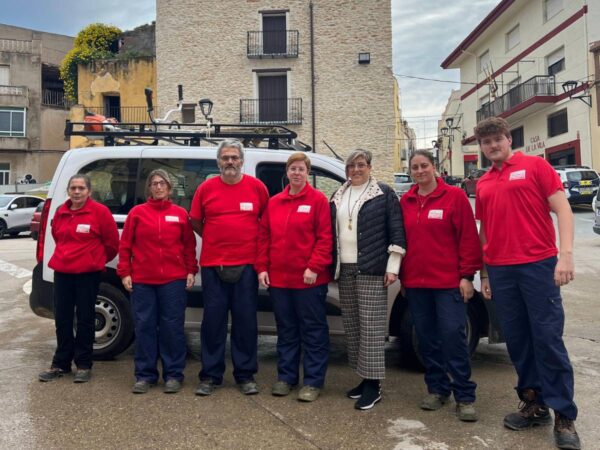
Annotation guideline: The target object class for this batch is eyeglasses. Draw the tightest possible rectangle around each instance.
[347,163,369,170]
[150,180,167,187]
[220,155,241,162]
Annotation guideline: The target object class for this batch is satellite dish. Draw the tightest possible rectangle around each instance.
[30,178,37,184]
[25,174,33,181]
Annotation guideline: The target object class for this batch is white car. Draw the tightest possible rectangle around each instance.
[0,194,44,239]
[393,172,413,197]
[29,142,500,365]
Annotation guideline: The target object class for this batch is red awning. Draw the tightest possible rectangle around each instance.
[463,154,478,161]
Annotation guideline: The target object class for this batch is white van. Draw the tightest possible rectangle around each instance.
[30,143,498,365]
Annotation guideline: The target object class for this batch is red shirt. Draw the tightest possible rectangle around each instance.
[117,198,198,284]
[400,178,482,288]
[189,175,269,267]
[255,184,333,289]
[49,198,119,274]
[475,151,563,266]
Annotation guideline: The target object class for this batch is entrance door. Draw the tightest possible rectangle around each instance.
[262,15,286,55]
[103,95,121,121]
[259,75,287,123]
[547,148,575,166]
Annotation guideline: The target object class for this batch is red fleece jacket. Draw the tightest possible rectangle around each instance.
[255,183,332,289]
[400,178,482,288]
[49,198,119,274]
[117,198,198,284]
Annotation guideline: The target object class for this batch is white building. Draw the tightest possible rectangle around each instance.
[441,0,599,169]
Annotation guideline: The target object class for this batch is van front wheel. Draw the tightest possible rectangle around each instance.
[92,283,134,359]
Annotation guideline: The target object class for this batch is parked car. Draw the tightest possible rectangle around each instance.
[29,139,503,366]
[593,189,600,235]
[461,169,488,197]
[29,200,45,240]
[393,172,413,197]
[442,175,462,186]
[554,166,600,205]
[0,194,44,239]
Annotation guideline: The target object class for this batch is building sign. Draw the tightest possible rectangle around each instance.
[525,135,545,153]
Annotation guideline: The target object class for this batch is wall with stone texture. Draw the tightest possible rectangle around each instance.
[156,0,395,182]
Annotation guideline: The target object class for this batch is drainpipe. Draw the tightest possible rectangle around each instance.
[309,1,316,152]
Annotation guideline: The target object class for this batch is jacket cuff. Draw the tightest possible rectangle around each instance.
[386,253,402,275]
[387,244,406,256]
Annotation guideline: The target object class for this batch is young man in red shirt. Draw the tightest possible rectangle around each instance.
[475,117,580,450]
[190,139,269,396]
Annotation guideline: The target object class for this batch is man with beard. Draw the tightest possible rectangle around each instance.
[190,139,269,396]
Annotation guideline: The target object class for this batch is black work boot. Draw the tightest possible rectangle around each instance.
[554,412,581,450]
[354,379,381,410]
[503,388,552,430]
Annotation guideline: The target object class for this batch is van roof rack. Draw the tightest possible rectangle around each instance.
[64,120,312,152]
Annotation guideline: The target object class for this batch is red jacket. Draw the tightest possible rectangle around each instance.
[400,178,482,289]
[255,184,333,289]
[117,198,198,284]
[49,198,119,274]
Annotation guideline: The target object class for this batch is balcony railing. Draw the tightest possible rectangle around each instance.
[247,30,299,58]
[476,75,556,122]
[42,89,75,109]
[83,106,159,123]
[240,98,302,125]
[0,85,27,96]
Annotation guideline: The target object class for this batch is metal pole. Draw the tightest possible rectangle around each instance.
[309,1,316,153]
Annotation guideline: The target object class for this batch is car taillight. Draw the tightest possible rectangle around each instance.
[36,198,51,263]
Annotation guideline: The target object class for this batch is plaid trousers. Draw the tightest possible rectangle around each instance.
[338,263,387,380]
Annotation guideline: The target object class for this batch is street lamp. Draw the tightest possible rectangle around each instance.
[198,98,214,137]
[561,81,592,107]
[441,118,461,176]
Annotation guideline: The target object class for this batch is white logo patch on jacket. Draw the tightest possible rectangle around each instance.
[428,209,444,220]
[76,224,91,233]
[509,169,526,181]
[297,205,311,213]
[240,202,253,211]
[165,215,179,222]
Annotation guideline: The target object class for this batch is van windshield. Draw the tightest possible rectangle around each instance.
[567,171,598,182]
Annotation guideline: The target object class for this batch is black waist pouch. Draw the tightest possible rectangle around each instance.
[216,265,247,284]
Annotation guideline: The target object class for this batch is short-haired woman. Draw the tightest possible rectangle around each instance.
[256,152,333,402]
[400,150,482,421]
[330,149,406,410]
[39,174,119,383]
[117,169,198,394]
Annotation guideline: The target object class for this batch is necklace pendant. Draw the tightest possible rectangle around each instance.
[348,220,352,230]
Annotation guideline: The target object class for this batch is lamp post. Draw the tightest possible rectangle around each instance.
[441,117,461,177]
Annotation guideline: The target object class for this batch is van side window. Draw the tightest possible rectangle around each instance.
[139,158,219,210]
[256,163,344,198]
[79,159,139,215]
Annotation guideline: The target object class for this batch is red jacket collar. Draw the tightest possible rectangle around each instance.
[283,183,310,200]
[489,151,523,172]
[59,198,93,215]
[404,177,448,201]
[146,197,172,209]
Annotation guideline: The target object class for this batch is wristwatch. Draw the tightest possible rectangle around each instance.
[461,274,475,282]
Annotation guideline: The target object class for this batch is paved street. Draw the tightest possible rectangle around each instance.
[0,206,599,450]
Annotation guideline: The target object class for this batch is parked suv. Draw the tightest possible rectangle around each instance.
[554,166,600,205]
[0,194,44,239]
[393,172,413,197]
[30,144,502,366]
[461,169,488,197]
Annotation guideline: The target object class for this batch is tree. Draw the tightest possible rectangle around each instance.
[60,24,122,101]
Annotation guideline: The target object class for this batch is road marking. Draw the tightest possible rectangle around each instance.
[0,259,32,279]
[387,418,449,450]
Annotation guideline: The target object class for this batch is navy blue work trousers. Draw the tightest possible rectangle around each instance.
[405,287,477,403]
[488,256,577,420]
[199,265,258,384]
[52,271,102,371]
[130,280,187,383]
[270,284,330,388]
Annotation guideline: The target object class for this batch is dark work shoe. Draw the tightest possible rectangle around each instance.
[346,380,366,399]
[272,381,294,397]
[238,380,259,396]
[456,402,478,422]
[73,369,91,383]
[503,389,552,431]
[164,379,182,394]
[421,393,450,411]
[39,367,69,382]
[554,413,581,450]
[195,379,217,396]
[354,379,381,410]
[132,380,155,394]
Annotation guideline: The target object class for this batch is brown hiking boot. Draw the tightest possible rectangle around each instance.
[503,388,552,431]
[554,412,581,449]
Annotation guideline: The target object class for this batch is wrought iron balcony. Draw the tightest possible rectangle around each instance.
[83,106,161,123]
[240,98,302,125]
[247,30,299,58]
[42,89,74,109]
[476,75,556,122]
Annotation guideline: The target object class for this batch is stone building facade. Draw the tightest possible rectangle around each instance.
[0,24,73,186]
[156,0,396,181]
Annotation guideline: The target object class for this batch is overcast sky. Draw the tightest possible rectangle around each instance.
[0,0,499,147]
